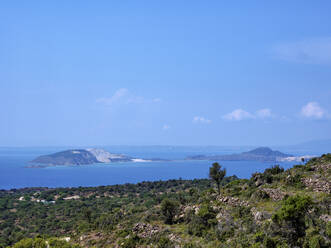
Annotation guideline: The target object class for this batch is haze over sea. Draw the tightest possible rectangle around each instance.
[0,146,314,190]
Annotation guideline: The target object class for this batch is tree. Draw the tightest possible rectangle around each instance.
[209,162,226,194]
[272,195,313,239]
[82,207,92,223]
[161,198,179,224]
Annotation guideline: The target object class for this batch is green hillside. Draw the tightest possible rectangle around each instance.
[1,154,330,248]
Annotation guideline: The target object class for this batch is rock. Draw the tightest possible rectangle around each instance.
[251,207,271,222]
[260,188,286,201]
[216,209,232,223]
[252,173,265,187]
[168,233,181,243]
[193,206,200,214]
[60,237,70,242]
[132,223,160,238]
[242,184,249,190]
[319,214,331,222]
[302,175,331,194]
[254,211,264,221]
[217,195,249,207]
[63,195,80,200]
[255,179,264,187]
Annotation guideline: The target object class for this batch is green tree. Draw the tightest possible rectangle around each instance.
[82,207,92,223]
[209,162,226,194]
[161,198,179,224]
[272,195,313,239]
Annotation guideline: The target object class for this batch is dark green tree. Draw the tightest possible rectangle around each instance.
[209,162,226,194]
[272,195,313,240]
[82,207,92,223]
[161,198,179,224]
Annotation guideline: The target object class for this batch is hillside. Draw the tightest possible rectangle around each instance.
[1,154,330,247]
[187,147,293,162]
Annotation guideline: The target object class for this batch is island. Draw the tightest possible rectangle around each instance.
[28,148,151,167]
[186,147,295,162]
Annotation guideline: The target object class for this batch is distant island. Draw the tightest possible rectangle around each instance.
[186,147,307,162]
[28,148,156,168]
[29,147,314,168]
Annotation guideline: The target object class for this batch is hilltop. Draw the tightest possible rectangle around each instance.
[1,154,330,247]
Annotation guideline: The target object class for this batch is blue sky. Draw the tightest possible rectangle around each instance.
[1,1,331,146]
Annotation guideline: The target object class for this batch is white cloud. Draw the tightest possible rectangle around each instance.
[96,88,160,106]
[273,37,331,65]
[256,108,272,118]
[223,108,274,121]
[301,102,327,119]
[222,109,254,121]
[162,124,170,130]
[96,88,129,105]
[193,116,211,124]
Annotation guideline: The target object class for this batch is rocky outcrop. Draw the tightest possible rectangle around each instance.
[253,173,265,187]
[217,195,250,207]
[250,207,271,223]
[302,176,331,193]
[216,209,236,233]
[132,223,160,238]
[260,188,286,201]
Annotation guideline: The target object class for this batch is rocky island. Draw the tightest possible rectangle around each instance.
[28,148,148,167]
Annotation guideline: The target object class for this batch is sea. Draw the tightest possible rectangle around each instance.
[0,146,313,190]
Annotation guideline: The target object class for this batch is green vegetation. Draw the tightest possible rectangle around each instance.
[12,237,80,248]
[272,195,313,243]
[209,162,226,194]
[161,198,179,224]
[0,154,330,248]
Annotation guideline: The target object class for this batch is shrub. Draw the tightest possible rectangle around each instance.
[264,165,284,175]
[12,238,47,248]
[307,235,323,248]
[187,204,217,236]
[160,198,179,224]
[285,173,304,188]
[187,215,206,236]
[272,195,313,239]
[251,190,270,200]
[183,242,201,248]
[48,238,81,248]
[326,222,331,238]
[157,237,173,248]
[197,204,217,226]
[120,234,140,248]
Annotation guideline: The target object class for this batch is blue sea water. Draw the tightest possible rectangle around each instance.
[0,147,300,190]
